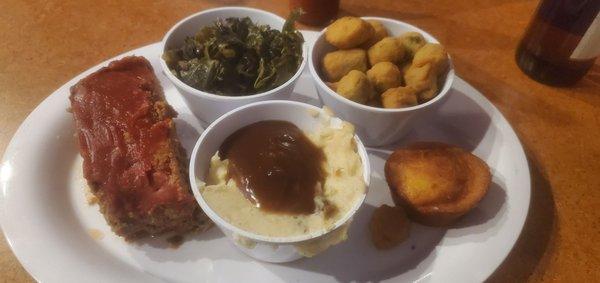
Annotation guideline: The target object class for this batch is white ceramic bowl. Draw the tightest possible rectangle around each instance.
[309,17,455,146]
[160,7,307,124]
[189,100,370,263]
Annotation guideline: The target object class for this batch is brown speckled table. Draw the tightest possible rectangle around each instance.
[0,0,598,282]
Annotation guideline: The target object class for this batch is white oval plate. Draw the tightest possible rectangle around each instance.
[0,31,530,283]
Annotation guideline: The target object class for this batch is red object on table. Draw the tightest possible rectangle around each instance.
[289,0,339,26]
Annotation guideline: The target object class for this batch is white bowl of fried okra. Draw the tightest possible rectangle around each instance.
[308,16,455,146]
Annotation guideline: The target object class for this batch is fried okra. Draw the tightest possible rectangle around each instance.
[368,37,405,65]
[322,49,368,82]
[361,20,390,49]
[397,32,427,59]
[412,43,449,74]
[381,86,419,108]
[404,63,439,102]
[325,17,374,49]
[337,70,375,104]
[367,62,402,93]
[325,81,339,92]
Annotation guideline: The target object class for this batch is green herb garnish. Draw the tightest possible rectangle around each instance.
[163,10,304,96]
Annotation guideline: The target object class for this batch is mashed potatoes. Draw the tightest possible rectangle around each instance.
[198,110,366,255]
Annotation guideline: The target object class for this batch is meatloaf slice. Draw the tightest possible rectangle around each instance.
[69,56,210,240]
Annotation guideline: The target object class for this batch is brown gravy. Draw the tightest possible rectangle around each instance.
[219,121,325,215]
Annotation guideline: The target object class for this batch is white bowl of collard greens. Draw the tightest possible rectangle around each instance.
[161,7,307,124]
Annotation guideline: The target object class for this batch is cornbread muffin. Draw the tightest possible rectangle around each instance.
[69,56,211,240]
[385,142,491,226]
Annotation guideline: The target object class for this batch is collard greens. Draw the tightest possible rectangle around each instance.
[163,11,304,96]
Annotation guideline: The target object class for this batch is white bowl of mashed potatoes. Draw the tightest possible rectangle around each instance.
[189,100,370,263]
[309,17,455,146]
